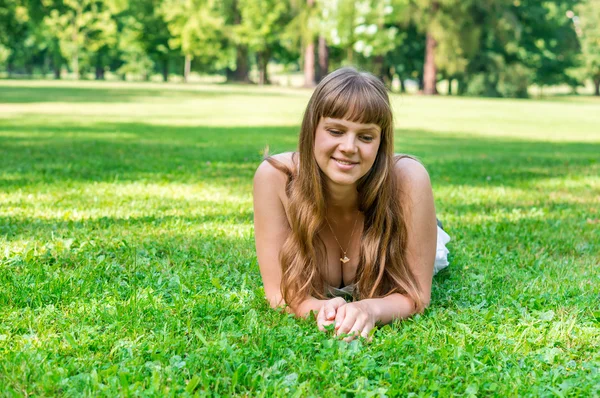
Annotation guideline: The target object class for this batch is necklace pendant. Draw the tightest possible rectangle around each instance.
[340,256,350,264]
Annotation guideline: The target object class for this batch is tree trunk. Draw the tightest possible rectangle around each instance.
[316,35,329,82]
[303,0,316,87]
[257,51,270,85]
[346,1,355,64]
[54,66,61,79]
[595,79,600,96]
[95,65,105,80]
[304,40,316,87]
[72,53,79,80]
[42,55,50,78]
[457,77,466,95]
[400,77,406,93]
[423,31,438,95]
[447,77,453,95]
[225,0,251,83]
[373,55,385,81]
[162,58,169,82]
[383,66,394,89]
[71,17,79,80]
[422,1,439,95]
[230,45,250,82]
[183,55,191,83]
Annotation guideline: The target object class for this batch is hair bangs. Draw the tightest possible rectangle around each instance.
[319,77,391,131]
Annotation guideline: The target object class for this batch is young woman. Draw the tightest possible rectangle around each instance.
[253,67,450,341]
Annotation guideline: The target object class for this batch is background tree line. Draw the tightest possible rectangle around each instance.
[1,0,599,96]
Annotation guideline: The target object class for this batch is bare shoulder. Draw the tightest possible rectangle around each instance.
[393,156,432,190]
[254,152,295,180]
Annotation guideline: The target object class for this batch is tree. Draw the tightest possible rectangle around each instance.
[161,0,224,82]
[303,0,318,86]
[115,15,155,80]
[235,0,292,84]
[346,0,408,82]
[43,0,117,79]
[576,0,600,95]
[408,0,483,95]
[386,23,425,92]
[0,0,35,76]
[221,0,251,83]
[517,0,580,89]
[128,0,176,82]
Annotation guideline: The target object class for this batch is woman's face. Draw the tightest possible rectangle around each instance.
[313,116,382,188]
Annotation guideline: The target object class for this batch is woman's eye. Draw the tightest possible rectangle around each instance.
[328,129,343,136]
[360,135,374,142]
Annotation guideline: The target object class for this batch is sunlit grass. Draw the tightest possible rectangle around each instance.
[0,80,599,396]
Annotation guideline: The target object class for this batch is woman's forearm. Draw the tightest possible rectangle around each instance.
[362,293,421,324]
[266,292,327,318]
[293,296,329,318]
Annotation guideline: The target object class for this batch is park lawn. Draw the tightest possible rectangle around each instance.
[0,80,599,396]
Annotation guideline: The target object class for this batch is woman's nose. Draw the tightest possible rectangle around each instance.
[339,134,357,153]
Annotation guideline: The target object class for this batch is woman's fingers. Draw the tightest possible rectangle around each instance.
[316,306,327,331]
[343,318,366,342]
[335,307,359,337]
[334,303,375,341]
[334,304,347,330]
[324,298,343,320]
[361,327,373,341]
[317,307,335,331]
[317,298,347,332]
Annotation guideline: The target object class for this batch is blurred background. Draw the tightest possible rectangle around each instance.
[1,0,599,97]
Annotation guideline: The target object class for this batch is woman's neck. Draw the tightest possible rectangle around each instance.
[325,182,359,215]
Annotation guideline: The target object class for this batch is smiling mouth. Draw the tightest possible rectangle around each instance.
[332,157,359,165]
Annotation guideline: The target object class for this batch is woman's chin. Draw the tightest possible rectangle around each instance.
[324,173,360,187]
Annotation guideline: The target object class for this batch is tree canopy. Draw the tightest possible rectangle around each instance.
[1,0,597,96]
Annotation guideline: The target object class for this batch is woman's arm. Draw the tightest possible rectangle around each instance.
[333,158,438,339]
[253,159,289,308]
[253,158,344,318]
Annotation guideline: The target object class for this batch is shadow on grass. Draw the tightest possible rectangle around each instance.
[1,121,598,189]
[0,212,254,241]
[0,85,299,104]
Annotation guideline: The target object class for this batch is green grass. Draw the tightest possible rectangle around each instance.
[0,80,599,396]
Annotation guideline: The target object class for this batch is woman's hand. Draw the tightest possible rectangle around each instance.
[334,301,376,341]
[316,297,347,332]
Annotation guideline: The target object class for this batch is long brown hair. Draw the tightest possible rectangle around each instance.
[267,67,424,311]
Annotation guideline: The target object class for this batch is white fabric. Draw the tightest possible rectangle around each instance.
[434,226,451,275]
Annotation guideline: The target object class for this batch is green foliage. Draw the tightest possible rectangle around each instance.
[161,0,225,66]
[498,62,532,98]
[1,81,599,395]
[42,0,118,77]
[115,16,155,79]
[0,0,597,94]
[234,0,291,53]
[576,0,600,89]
[409,0,481,77]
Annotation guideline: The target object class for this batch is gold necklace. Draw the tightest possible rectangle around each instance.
[325,211,359,264]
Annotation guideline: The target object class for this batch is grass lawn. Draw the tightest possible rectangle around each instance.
[0,80,599,396]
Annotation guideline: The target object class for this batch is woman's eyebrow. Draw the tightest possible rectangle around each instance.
[325,122,379,133]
